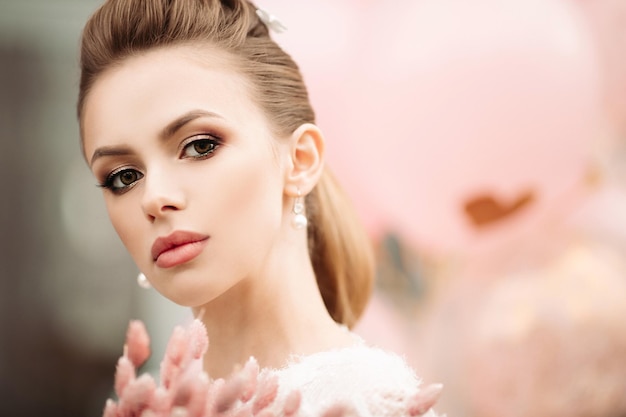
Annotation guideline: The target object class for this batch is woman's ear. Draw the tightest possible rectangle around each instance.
[284,123,325,196]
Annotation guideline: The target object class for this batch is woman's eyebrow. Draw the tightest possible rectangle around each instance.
[90,110,225,167]
[159,109,225,141]
[90,145,133,167]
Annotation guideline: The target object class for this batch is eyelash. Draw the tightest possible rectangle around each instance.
[98,135,222,195]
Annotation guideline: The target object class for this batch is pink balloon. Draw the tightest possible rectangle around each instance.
[339,0,603,256]
[258,1,604,253]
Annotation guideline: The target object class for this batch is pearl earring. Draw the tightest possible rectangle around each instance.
[137,272,151,289]
[291,189,308,230]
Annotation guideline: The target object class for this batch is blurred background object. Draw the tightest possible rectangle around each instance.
[2,0,626,416]
[573,0,626,141]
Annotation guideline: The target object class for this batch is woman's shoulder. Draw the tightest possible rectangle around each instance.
[265,338,441,417]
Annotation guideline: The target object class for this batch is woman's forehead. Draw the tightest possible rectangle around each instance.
[81,46,264,153]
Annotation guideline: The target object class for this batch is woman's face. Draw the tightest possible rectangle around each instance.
[82,46,290,306]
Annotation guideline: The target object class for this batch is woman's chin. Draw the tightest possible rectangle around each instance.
[153,280,220,308]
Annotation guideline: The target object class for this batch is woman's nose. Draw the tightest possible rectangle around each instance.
[140,168,187,221]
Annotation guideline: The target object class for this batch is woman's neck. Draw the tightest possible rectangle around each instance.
[192,250,355,379]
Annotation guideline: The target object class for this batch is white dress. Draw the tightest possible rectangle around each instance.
[263,338,440,417]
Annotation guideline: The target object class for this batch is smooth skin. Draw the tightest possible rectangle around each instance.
[82,45,354,378]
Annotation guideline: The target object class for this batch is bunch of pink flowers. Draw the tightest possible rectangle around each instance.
[103,320,439,417]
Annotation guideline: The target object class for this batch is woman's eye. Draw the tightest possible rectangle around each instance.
[100,168,144,193]
[182,138,219,158]
[117,170,139,186]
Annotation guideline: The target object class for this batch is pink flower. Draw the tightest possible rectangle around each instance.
[126,320,151,368]
[407,384,444,416]
[103,319,291,417]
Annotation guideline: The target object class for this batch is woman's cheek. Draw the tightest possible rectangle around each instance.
[106,197,144,258]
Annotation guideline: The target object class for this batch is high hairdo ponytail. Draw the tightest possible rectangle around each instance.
[78,0,374,327]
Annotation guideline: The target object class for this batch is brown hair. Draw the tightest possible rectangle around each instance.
[77,0,374,327]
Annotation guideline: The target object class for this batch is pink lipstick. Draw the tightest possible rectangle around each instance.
[151,231,209,269]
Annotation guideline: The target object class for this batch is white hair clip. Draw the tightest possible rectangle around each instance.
[256,7,287,33]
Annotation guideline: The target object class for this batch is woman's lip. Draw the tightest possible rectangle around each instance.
[155,239,208,268]
[151,231,209,268]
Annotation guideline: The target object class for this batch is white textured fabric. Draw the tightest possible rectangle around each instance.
[263,339,439,417]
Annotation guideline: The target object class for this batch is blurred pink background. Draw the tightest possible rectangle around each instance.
[262,1,626,416]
